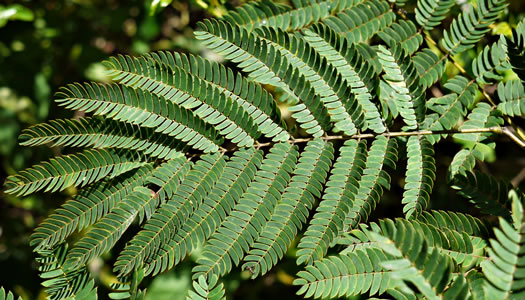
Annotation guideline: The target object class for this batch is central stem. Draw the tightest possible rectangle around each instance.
[245,126,524,150]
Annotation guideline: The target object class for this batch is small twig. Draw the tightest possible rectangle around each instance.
[511,168,525,187]
[220,126,523,154]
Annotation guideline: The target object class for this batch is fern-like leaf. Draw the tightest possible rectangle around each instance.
[322,0,395,45]
[257,26,362,135]
[4,148,147,196]
[402,136,436,219]
[452,171,512,220]
[222,0,359,32]
[413,49,446,90]
[243,139,334,277]
[377,45,425,130]
[30,164,155,251]
[37,244,98,300]
[55,82,222,152]
[144,148,263,276]
[294,248,394,299]
[424,76,477,132]
[105,55,260,147]
[304,23,386,133]
[147,51,289,141]
[115,153,225,276]
[187,275,225,300]
[472,36,512,86]
[497,79,525,117]
[344,136,398,230]
[196,19,331,137]
[449,102,503,177]
[441,0,507,55]
[192,142,298,279]
[64,186,158,269]
[482,193,525,299]
[373,219,470,300]
[415,0,455,31]
[19,117,185,159]
[378,20,423,56]
[339,216,488,267]
[296,139,367,265]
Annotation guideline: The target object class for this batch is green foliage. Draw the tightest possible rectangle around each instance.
[36,244,97,300]
[402,136,435,219]
[294,248,394,298]
[482,193,525,299]
[377,45,425,130]
[497,79,525,117]
[2,0,525,299]
[0,4,34,28]
[415,0,455,31]
[0,287,21,300]
[187,275,225,300]
[453,171,513,219]
[5,149,149,196]
[441,0,507,55]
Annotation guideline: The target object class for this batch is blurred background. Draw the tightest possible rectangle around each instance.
[0,0,524,299]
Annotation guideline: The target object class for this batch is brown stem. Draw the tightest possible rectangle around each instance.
[240,126,524,151]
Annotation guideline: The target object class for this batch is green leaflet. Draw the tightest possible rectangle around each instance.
[322,0,395,45]
[373,219,470,300]
[418,210,491,238]
[449,102,504,177]
[109,268,145,300]
[4,148,148,197]
[36,244,98,300]
[223,0,363,32]
[257,26,360,135]
[115,153,225,276]
[415,0,455,31]
[440,0,507,56]
[507,20,525,82]
[377,45,425,130]
[19,117,185,159]
[146,51,289,141]
[55,82,222,152]
[143,148,263,276]
[413,48,446,90]
[304,23,385,133]
[402,136,436,219]
[30,164,155,251]
[482,193,525,299]
[453,171,512,220]
[193,142,298,279]
[145,158,194,204]
[344,136,398,230]
[0,287,21,300]
[497,80,525,117]
[243,139,334,277]
[296,139,367,265]
[64,186,159,269]
[196,19,331,137]
[187,275,226,300]
[424,75,478,133]
[294,248,394,298]
[339,215,489,268]
[378,20,422,56]
[472,37,512,86]
[105,55,260,147]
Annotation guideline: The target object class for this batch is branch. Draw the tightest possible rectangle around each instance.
[249,126,524,150]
